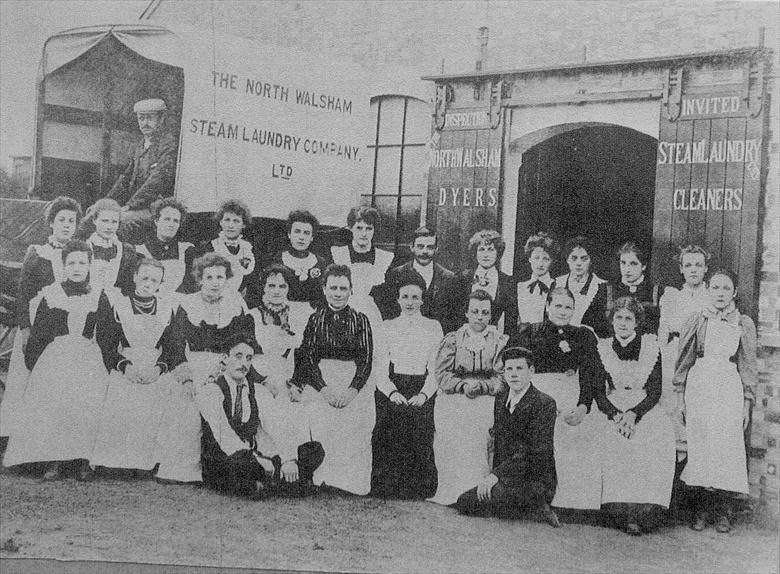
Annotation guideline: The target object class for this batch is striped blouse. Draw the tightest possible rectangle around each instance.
[294,305,373,391]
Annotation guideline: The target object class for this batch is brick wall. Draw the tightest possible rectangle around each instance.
[151,1,778,77]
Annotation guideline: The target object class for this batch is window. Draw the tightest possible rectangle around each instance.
[362,96,430,252]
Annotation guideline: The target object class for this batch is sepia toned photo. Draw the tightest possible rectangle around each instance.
[0,1,778,572]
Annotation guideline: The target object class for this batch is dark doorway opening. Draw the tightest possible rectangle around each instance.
[513,125,657,282]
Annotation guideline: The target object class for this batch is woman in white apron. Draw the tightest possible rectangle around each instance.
[3,240,106,481]
[516,231,556,328]
[91,258,176,472]
[1,196,82,441]
[429,289,508,505]
[552,236,609,338]
[673,269,756,534]
[292,264,376,495]
[155,252,253,483]
[330,206,394,344]
[195,199,256,296]
[595,296,675,536]
[84,198,138,297]
[134,198,193,302]
[249,263,314,447]
[517,286,608,510]
[657,244,710,449]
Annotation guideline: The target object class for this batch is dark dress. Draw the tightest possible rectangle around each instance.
[449,268,518,335]
[247,248,329,308]
[552,273,610,338]
[135,237,194,296]
[86,234,138,297]
[292,304,375,495]
[370,314,442,499]
[516,321,607,509]
[456,384,557,517]
[381,261,455,330]
[606,279,663,334]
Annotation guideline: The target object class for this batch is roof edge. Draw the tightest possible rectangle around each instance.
[421,46,770,82]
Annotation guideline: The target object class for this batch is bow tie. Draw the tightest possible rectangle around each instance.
[528,280,549,295]
[92,244,118,261]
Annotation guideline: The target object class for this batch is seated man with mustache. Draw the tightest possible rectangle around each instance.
[197,332,323,498]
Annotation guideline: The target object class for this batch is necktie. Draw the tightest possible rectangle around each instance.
[528,280,549,295]
[234,383,246,424]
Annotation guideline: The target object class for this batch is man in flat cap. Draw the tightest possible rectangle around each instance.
[106,98,178,242]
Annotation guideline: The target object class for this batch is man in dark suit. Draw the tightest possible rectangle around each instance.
[106,98,178,242]
[197,333,323,498]
[381,226,455,331]
[456,346,559,526]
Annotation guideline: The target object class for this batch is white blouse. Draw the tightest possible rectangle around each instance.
[379,314,443,398]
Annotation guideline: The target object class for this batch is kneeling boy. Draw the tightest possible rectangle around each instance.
[456,347,559,526]
[198,333,323,498]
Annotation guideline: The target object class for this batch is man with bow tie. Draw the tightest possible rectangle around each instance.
[197,333,323,498]
[455,346,559,526]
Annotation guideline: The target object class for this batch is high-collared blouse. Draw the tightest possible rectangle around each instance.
[672,308,757,403]
[516,273,553,326]
[293,305,373,392]
[379,313,443,398]
[517,320,606,411]
[436,324,508,395]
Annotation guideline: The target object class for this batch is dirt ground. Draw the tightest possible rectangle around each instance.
[0,470,777,574]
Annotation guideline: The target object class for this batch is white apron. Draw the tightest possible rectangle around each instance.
[681,320,748,493]
[91,293,173,470]
[599,336,675,507]
[532,371,605,509]
[302,359,375,495]
[154,350,221,483]
[428,392,494,505]
[135,242,192,301]
[0,245,62,438]
[210,237,255,295]
[88,236,125,293]
[3,287,106,466]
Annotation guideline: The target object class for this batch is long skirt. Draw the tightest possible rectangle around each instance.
[91,347,168,470]
[660,336,687,452]
[0,332,30,437]
[428,391,494,506]
[681,358,748,494]
[302,359,375,495]
[371,372,437,499]
[3,335,107,466]
[155,351,220,483]
[533,371,606,509]
[601,389,675,507]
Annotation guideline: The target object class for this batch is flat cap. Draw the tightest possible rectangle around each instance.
[134,98,167,113]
